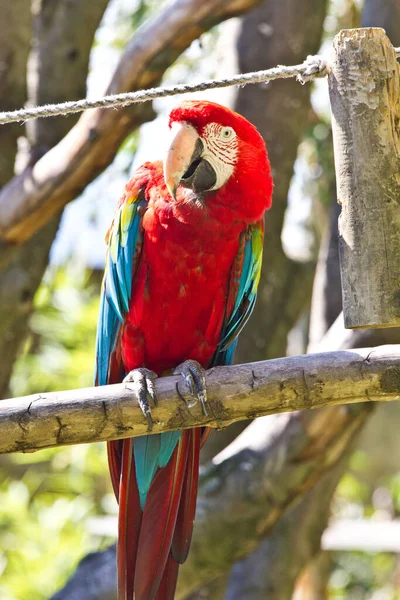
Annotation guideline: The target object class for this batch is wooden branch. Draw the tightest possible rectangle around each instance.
[2,345,400,454]
[329,28,400,329]
[0,0,260,245]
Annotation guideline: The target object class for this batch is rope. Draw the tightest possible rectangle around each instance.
[0,48,398,126]
[0,55,327,126]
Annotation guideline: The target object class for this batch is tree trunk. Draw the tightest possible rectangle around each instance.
[234,0,328,363]
[0,0,110,397]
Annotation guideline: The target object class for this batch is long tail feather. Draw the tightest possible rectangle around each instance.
[172,429,201,563]
[111,428,205,600]
[108,440,123,501]
[200,426,211,448]
[154,554,180,600]
[134,431,189,599]
[117,439,142,600]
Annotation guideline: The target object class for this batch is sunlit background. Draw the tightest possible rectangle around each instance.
[3,0,400,599]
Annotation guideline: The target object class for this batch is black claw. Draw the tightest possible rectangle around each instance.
[174,360,208,416]
[146,377,158,407]
[140,403,153,432]
[123,368,158,432]
[188,364,208,416]
[198,393,208,417]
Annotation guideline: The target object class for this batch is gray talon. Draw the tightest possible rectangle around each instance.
[123,368,158,431]
[173,359,208,416]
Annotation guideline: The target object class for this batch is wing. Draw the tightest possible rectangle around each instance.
[212,219,264,367]
[95,167,149,388]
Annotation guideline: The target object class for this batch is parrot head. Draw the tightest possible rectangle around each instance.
[164,100,273,221]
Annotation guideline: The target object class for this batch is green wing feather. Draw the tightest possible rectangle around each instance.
[213,219,264,366]
[95,180,147,386]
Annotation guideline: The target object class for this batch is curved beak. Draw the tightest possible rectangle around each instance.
[164,122,202,200]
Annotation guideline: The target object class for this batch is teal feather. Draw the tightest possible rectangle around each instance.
[105,261,124,322]
[95,193,144,386]
[213,220,264,366]
[95,186,182,509]
[134,431,182,509]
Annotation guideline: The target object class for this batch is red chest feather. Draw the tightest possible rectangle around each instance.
[121,201,241,374]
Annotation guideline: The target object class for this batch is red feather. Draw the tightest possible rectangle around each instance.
[172,429,201,563]
[107,440,123,501]
[106,350,126,502]
[117,439,142,600]
[155,554,180,600]
[134,431,189,599]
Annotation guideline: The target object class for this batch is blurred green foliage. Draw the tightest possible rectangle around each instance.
[11,268,98,397]
[328,450,400,599]
[1,267,114,600]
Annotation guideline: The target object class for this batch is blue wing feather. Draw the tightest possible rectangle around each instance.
[95,170,181,510]
[95,190,145,386]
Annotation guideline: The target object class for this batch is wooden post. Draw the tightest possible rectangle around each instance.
[329,28,400,329]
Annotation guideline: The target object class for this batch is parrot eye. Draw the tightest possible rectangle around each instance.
[220,127,235,141]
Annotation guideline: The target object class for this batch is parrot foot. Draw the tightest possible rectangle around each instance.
[173,359,208,416]
[123,368,158,432]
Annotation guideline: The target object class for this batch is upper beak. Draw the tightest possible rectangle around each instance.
[164,122,201,200]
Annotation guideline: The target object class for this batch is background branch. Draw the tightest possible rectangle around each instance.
[223,458,347,600]
[201,0,328,468]
[50,398,373,600]
[0,0,110,398]
[0,0,261,400]
[234,0,328,363]
[0,0,261,244]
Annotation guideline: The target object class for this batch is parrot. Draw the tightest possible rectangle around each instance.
[95,100,273,600]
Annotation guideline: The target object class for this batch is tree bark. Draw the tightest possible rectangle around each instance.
[2,345,399,452]
[234,0,328,363]
[27,0,111,155]
[0,0,31,186]
[329,27,400,329]
[224,460,344,600]
[0,0,110,398]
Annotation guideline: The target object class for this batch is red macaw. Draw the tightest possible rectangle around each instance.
[95,100,273,600]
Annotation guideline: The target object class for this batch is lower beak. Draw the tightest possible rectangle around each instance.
[164,122,201,200]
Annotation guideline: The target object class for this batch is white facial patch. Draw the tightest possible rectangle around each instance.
[201,122,238,190]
